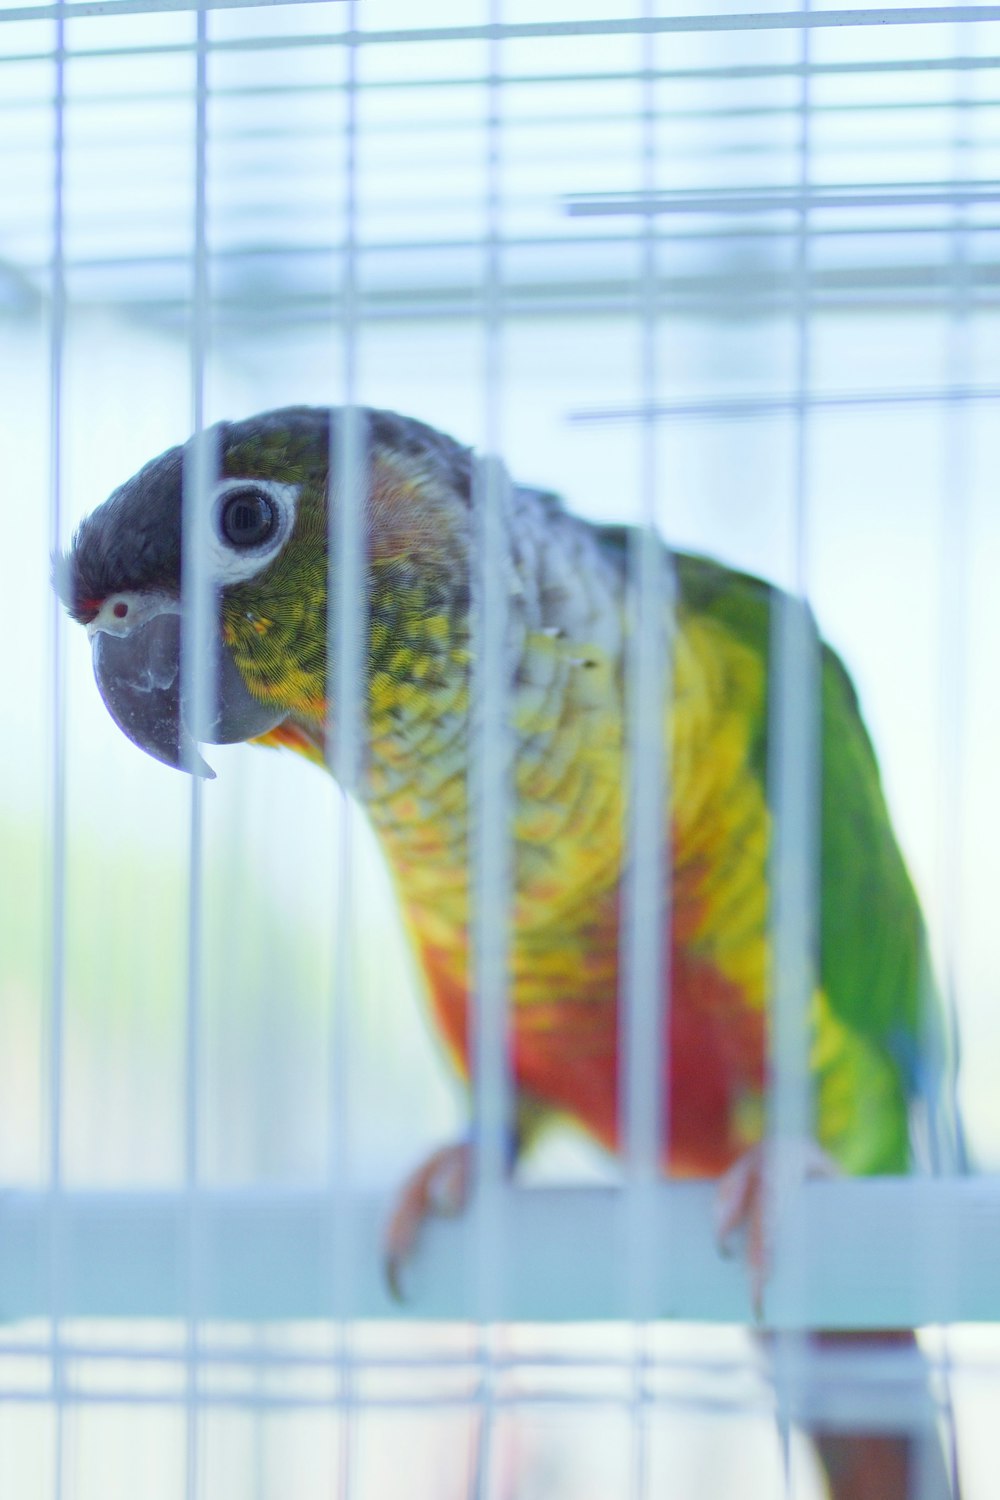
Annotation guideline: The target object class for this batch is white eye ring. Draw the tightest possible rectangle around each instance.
[206,478,299,585]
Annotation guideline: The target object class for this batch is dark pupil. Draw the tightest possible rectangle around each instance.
[222,490,275,547]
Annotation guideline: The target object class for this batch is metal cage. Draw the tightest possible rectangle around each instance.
[2,1,1000,1496]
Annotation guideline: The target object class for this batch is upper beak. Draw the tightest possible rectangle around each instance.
[91,609,286,778]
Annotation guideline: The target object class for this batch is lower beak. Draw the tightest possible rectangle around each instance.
[91,610,286,778]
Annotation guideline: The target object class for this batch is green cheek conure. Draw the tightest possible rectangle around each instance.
[57,406,962,1500]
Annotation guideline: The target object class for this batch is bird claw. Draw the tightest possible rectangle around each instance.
[715,1140,839,1320]
[383,1140,473,1301]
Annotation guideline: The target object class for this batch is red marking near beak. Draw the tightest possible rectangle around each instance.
[76,596,102,624]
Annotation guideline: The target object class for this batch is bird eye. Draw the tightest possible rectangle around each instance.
[219,488,277,549]
[206,477,298,584]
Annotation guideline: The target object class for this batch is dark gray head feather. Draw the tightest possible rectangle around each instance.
[56,445,185,623]
[55,405,477,624]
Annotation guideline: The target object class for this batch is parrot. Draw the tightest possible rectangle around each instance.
[56,405,962,1500]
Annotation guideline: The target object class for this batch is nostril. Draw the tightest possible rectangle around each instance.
[113,601,128,619]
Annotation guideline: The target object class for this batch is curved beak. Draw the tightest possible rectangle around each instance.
[91,609,285,778]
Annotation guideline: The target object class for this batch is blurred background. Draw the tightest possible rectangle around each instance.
[2,0,1000,1494]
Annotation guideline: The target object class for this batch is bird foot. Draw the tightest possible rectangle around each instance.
[383,1140,472,1301]
[715,1140,839,1318]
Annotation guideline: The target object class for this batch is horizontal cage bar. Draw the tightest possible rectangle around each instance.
[0,1179,997,1328]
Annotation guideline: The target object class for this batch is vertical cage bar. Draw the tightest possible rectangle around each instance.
[469,6,513,1495]
[472,0,511,1309]
[45,7,68,1498]
[767,0,817,1478]
[621,0,670,1251]
[918,20,979,1497]
[470,443,513,1240]
[768,0,818,1224]
[469,443,511,1500]
[934,21,974,1180]
[327,4,363,1495]
[181,9,212,1498]
[622,2,669,1495]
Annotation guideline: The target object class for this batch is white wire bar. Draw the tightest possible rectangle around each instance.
[0,1327,972,1430]
[44,10,68,1500]
[469,16,513,1329]
[324,11,363,1295]
[326,8,363,1498]
[930,29,976,1183]
[0,1335,975,1432]
[465,13,514,1493]
[0,1385,967,1433]
[179,10,213,1498]
[619,0,669,1279]
[4,3,1000,31]
[917,36,981,1495]
[5,34,1000,74]
[571,387,1000,424]
[620,13,667,1500]
[763,11,818,1482]
[39,288,998,328]
[568,184,1000,215]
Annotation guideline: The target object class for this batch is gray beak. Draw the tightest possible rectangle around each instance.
[91,610,285,778]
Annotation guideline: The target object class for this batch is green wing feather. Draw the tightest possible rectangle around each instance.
[673,550,926,1172]
[673,555,922,1019]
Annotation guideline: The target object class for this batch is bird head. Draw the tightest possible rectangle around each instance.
[55,405,475,778]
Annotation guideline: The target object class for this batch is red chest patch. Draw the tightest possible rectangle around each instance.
[416,931,767,1179]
